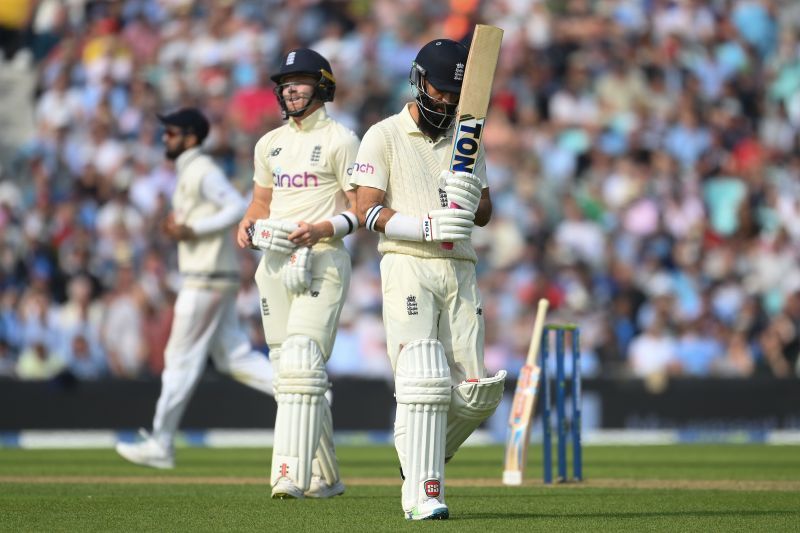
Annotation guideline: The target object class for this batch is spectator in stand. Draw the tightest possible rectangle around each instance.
[15,338,65,381]
[62,329,107,380]
[1,0,800,384]
[628,312,680,379]
[0,339,17,377]
[100,263,147,378]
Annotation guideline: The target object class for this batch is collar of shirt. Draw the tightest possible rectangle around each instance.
[288,106,329,132]
[175,146,202,173]
[400,103,452,146]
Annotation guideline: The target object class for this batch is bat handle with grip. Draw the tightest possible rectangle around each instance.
[440,201,460,250]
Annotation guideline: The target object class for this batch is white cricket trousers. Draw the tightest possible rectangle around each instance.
[152,286,273,448]
[380,253,486,383]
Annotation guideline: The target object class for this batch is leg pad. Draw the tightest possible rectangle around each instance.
[394,339,451,513]
[445,370,506,460]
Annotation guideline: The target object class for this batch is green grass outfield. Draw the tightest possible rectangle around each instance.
[1,445,799,532]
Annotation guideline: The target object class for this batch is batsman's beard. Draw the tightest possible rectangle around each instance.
[165,140,188,160]
[415,94,457,139]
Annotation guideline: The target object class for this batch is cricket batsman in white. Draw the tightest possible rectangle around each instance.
[236,48,360,499]
[352,39,506,520]
[116,108,275,469]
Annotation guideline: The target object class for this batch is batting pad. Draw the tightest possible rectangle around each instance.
[445,370,507,460]
[271,335,328,491]
[394,339,451,512]
[272,347,338,486]
[311,397,340,485]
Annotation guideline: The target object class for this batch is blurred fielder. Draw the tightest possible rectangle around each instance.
[352,39,506,520]
[236,48,359,499]
[116,108,274,469]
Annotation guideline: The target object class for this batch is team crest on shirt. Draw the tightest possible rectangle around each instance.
[310,145,322,164]
[438,187,448,208]
[406,295,418,316]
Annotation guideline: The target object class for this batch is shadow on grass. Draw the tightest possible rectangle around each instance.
[586,459,800,468]
[457,509,800,521]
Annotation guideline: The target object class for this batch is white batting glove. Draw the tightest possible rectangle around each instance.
[282,246,312,295]
[251,219,298,254]
[441,170,482,214]
[423,208,475,242]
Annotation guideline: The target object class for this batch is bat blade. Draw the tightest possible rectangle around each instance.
[503,298,549,485]
[442,24,503,250]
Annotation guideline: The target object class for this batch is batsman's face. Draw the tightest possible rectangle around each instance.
[279,74,317,113]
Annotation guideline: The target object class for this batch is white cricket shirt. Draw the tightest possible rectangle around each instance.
[351,103,487,263]
[252,107,359,247]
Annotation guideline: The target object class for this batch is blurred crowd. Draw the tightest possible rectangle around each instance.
[1,0,800,384]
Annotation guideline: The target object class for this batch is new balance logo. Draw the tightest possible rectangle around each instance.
[270,147,282,157]
[261,298,270,316]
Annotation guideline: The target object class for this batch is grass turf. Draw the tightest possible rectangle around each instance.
[1,445,799,531]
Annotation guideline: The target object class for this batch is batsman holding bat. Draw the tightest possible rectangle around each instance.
[352,32,505,520]
[236,48,360,500]
[116,108,275,469]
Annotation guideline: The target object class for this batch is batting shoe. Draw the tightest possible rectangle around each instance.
[305,475,345,498]
[115,430,174,470]
[405,498,449,521]
[272,477,304,499]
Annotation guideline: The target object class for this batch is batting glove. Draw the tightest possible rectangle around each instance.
[442,170,482,213]
[423,208,475,242]
[251,219,298,254]
[282,246,312,295]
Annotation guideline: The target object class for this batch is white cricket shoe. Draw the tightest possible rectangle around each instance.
[405,498,449,520]
[115,430,174,470]
[305,476,345,498]
[271,477,304,499]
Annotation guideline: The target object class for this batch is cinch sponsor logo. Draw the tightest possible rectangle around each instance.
[273,171,319,188]
[349,162,374,176]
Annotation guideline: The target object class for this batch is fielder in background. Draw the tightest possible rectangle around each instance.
[116,108,275,469]
[351,39,506,520]
[236,48,360,500]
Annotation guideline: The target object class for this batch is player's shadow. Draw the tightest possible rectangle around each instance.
[459,509,798,521]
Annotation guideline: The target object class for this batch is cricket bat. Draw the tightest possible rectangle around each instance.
[442,24,503,250]
[502,298,549,485]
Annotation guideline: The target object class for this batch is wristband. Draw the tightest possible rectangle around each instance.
[384,212,424,242]
[365,204,384,232]
[327,211,358,238]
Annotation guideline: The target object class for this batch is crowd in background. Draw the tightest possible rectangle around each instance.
[1,0,800,384]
